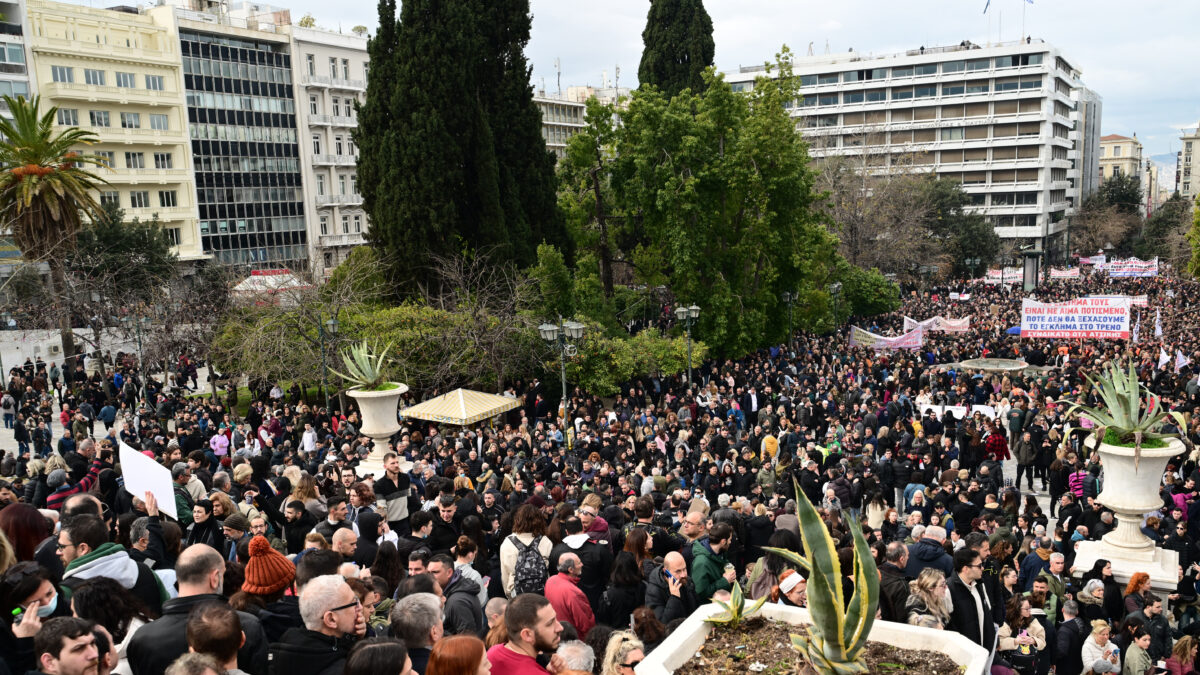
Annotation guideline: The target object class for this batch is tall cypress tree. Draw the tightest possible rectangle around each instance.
[637,0,715,97]
[479,0,568,266]
[355,0,504,293]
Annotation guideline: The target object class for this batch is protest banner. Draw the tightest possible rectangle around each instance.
[1049,267,1080,280]
[1086,294,1148,307]
[1020,296,1131,339]
[1107,257,1158,278]
[849,325,924,350]
[903,316,970,333]
[119,441,179,521]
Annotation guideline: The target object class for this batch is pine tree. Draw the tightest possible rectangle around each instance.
[479,0,567,266]
[354,0,399,272]
[637,0,715,98]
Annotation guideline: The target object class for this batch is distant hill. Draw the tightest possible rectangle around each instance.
[1151,152,1177,191]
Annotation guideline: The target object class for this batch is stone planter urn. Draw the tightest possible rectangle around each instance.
[636,602,989,675]
[348,384,408,478]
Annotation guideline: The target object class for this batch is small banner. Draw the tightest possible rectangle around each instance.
[1049,267,1080,280]
[849,325,924,350]
[1107,257,1159,278]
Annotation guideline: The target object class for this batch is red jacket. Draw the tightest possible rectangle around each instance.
[544,572,595,636]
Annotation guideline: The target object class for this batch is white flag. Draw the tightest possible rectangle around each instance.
[1159,348,1171,370]
[1132,314,1141,343]
[1176,350,1191,374]
[1155,309,1162,338]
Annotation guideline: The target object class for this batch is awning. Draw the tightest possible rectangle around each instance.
[400,388,520,426]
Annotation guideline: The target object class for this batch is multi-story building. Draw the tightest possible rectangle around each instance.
[533,94,585,161]
[0,0,29,116]
[28,0,205,261]
[1098,133,1143,183]
[725,38,1096,261]
[1072,86,1102,201]
[147,2,307,269]
[1180,123,1199,204]
[285,24,367,274]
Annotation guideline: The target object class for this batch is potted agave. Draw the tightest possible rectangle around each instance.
[1065,360,1189,555]
[637,481,988,675]
[332,341,408,476]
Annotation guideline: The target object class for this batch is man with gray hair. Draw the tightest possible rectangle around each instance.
[904,524,952,578]
[545,552,595,636]
[1055,599,1088,675]
[268,574,361,675]
[480,597,507,639]
[556,640,595,675]
[390,592,442,675]
[879,541,910,623]
[1034,551,1068,618]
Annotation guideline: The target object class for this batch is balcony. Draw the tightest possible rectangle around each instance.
[0,23,22,37]
[300,74,365,91]
[103,168,189,182]
[316,193,363,206]
[34,37,176,64]
[103,128,183,143]
[130,206,194,222]
[319,231,365,248]
[41,82,176,105]
[310,114,357,127]
[312,154,356,166]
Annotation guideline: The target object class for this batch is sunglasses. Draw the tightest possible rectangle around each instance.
[622,660,643,669]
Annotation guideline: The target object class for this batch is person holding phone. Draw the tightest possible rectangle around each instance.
[644,551,698,625]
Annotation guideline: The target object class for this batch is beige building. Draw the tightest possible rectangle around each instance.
[28,0,205,261]
[285,25,368,275]
[534,94,585,160]
[1098,133,1157,215]
[1181,124,1199,204]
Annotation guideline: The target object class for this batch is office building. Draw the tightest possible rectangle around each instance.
[147,1,307,269]
[533,94,585,161]
[285,24,367,275]
[725,38,1097,261]
[28,0,206,261]
[1072,86,1102,202]
[1181,123,1199,204]
[0,0,29,117]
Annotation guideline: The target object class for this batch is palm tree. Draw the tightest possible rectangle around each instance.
[0,94,109,372]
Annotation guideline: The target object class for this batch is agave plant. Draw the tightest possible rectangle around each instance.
[704,580,767,629]
[763,480,878,675]
[1064,359,1189,471]
[330,341,394,391]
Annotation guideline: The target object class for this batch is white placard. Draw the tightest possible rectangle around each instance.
[119,441,178,521]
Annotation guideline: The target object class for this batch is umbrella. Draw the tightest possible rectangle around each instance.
[1006,326,1021,335]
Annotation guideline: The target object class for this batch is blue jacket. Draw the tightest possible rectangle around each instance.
[1018,550,1051,591]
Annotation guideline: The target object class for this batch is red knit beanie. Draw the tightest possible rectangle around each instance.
[242,535,295,595]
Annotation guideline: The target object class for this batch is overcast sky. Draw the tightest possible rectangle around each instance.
[104,0,1200,157]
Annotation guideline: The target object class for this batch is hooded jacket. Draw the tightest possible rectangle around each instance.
[691,538,732,601]
[267,627,355,675]
[551,533,614,609]
[61,542,167,615]
[903,538,953,578]
[441,571,483,637]
[128,593,268,675]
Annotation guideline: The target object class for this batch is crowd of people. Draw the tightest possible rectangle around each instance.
[1,265,1200,675]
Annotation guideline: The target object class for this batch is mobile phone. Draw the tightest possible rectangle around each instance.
[664,569,676,582]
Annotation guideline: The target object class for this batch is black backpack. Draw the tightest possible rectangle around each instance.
[509,535,548,596]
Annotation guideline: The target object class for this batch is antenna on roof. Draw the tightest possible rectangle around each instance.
[554,57,561,97]
[824,39,830,55]
[807,41,813,56]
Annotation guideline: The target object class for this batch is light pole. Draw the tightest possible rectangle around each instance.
[674,304,700,388]
[318,316,339,413]
[965,257,980,279]
[538,318,585,422]
[829,282,843,324]
[781,291,796,352]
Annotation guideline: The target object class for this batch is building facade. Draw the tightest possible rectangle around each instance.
[724,39,1097,261]
[1098,133,1143,183]
[0,0,30,116]
[533,94,585,160]
[28,0,206,261]
[147,3,306,269]
[1180,123,1199,204]
[285,25,367,275]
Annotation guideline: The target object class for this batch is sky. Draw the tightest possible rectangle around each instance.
[94,0,1200,157]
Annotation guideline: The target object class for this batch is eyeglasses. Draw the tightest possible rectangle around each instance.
[966,563,982,568]
[55,540,74,551]
[327,599,361,613]
[621,660,643,669]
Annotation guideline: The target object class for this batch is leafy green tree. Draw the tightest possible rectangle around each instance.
[324,245,387,305]
[839,264,900,318]
[1186,196,1200,278]
[918,176,1000,277]
[530,243,573,319]
[637,0,714,98]
[1134,194,1190,264]
[70,201,177,303]
[1097,172,1144,215]
[0,95,108,369]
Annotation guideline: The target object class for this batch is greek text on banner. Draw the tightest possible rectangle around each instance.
[1019,297,1131,339]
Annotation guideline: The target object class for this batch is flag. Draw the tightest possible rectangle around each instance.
[1132,314,1140,343]
[1177,350,1191,374]
[982,0,990,12]
[1155,309,1162,338]
[1159,348,1171,370]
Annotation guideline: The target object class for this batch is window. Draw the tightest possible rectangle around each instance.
[329,57,338,78]
[865,89,886,102]
[316,174,325,196]
[891,66,914,78]
[943,61,965,74]
[1113,166,1122,177]
[145,75,164,91]
[129,191,150,208]
[115,72,136,88]
[943,82,965,96]
[892,87,913,100]
[120,112,140,129]
[125,152,145,169]
[158,190,177,207]
[319,215,328,235]
[334,136,344,154]
[84,69,105,86]
[324,252,333,268]
[310,95,318,115]
[343,99,353,116]
[51,66,73,83]
[342,58,350,79]
[338,175,346,195]
[843,91,864,104]
[153,152,173,169]
[57,108,78,126]
[0,42,24,65]
[95,151,114,167]
[817,73,838,85]
[914,64,937,76]
[818,94,837,106]
[1019,76,1041,90]
[966,59,990,72]
[1113,146,1122,157]
[341,215,350,233]
[164,228,180,246]
[312,135,321,154]
[347,139,357,156]
[353,214,361,232]
[306,54,315,76]
[351,174,358,194]
[941,128,965,141]
[995,78,1020,93]
[150,114,168,130]
[914,85,936,98]
[99,191,119,207]
[89,110,110,127]
[965,81,989,95]
[799,75,816,87]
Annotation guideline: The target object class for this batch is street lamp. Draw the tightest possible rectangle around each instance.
[539,318,585,421]
[674,304,700,388]
[828,282,843,325]
[319,315,339,412]
[781,291,796,352]
[964,257,980,278]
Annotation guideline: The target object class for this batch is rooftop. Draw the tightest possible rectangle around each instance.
[1100,134,1134,142]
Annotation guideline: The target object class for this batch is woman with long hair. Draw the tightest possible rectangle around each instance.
[601,631,645,675]
[290,472,327,521]
[1083,559,1126,625]
[71,577,157,674]
[1165,634,1198,675]
[499,504,551,598]
[599,552,645,630]
[998,566,1018,613]
[426,634,489,675]
[905,568,950,629]
[997,595,1046,674]
[0,561,72,674]
[452,536,488,609]
[622,527,655,580]
[0,503,50,563]
[369,542,404,599]
[345,637,414,675]
[880,508,901,543]
[1124,573,1152,615]
[747,529,802,600]
[631,606,666,653]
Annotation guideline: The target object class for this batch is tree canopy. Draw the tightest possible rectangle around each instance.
[638,0,715,98]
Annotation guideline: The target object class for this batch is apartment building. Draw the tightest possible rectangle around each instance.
[286,25,367,274]
[1180,123,1199,204]
[725,39,1098,261]
[28,0,205,261]
[147,2,306,269]
[533,94,585,160]
[0,0,29,116]
[1098,133,1157,214]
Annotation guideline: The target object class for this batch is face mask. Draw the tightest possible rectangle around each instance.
[37,594,57,618]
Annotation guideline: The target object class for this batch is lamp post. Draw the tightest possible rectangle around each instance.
[538,318,585,421]
[781,291,796,352]
[674,304,700,388]
[318,316,339,412]
[965,257,980,279]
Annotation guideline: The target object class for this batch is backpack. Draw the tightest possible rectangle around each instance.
[509,534,548,596]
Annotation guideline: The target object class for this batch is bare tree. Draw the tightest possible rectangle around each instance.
[1071,197,1139,257]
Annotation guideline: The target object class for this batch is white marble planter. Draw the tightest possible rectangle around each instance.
[347,384,407,477]
[636,602,989,675]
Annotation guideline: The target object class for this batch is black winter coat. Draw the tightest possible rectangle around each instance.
[442,573,483,636]
[128,594,268,675]
[947,575,996,650]
[599,581,645,629]
[267,628,355,675]
[645,563,699,625]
